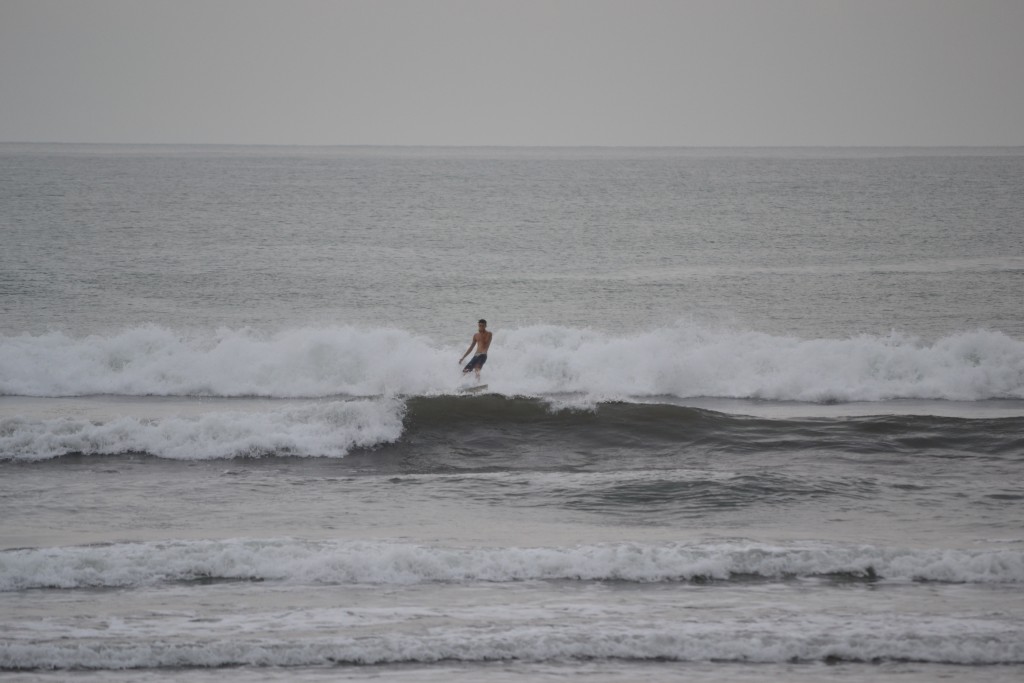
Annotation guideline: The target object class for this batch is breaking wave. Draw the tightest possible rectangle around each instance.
[4,618,1023,669]
[3,396,1022,461]
[3,538,1022,591]
[2,323,1022,401]
[0,398,404,461]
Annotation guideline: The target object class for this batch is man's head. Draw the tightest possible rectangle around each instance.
[478,319,487,329]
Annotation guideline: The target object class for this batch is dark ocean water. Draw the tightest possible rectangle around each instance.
[1,144,1023,681]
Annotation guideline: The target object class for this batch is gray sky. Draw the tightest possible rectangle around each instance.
[2,0,1022,146]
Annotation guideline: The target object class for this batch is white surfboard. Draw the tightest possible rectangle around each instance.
[460,384,488,394]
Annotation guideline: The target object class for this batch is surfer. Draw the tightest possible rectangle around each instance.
[459,319,492,380]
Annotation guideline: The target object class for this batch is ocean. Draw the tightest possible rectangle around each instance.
[1,144,1022,682]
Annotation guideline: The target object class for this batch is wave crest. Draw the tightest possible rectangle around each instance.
[2,324,1022,401]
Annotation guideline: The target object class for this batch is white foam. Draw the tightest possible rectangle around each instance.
[2,614,1022,669]
[2,323,1022,402]
[2,539,1021,591]
[491,325,1024,402]
[0,325,454,398]
[0,399,404,461]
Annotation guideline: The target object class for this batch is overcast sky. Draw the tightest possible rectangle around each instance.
[2,0,1022,146]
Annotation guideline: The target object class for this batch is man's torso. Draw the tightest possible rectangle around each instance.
[476,331,492,354]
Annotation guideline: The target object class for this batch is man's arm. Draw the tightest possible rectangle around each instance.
[459,334,478,363]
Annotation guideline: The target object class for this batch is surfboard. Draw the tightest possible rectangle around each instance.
[460,384,488,394]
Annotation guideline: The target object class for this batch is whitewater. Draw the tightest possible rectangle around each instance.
[3,323,1023,401]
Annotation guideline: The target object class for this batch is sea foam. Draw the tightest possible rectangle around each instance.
[2,538,1021,591]
[0,325,453,398]
[1,324,1022,401]
[3,616,1023,668]
[497,324,1024,401]
[0,399,404,460]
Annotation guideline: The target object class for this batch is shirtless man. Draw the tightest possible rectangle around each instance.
[459,319,493,379]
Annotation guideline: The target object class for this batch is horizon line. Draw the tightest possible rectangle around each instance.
[3,141,1023,150]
